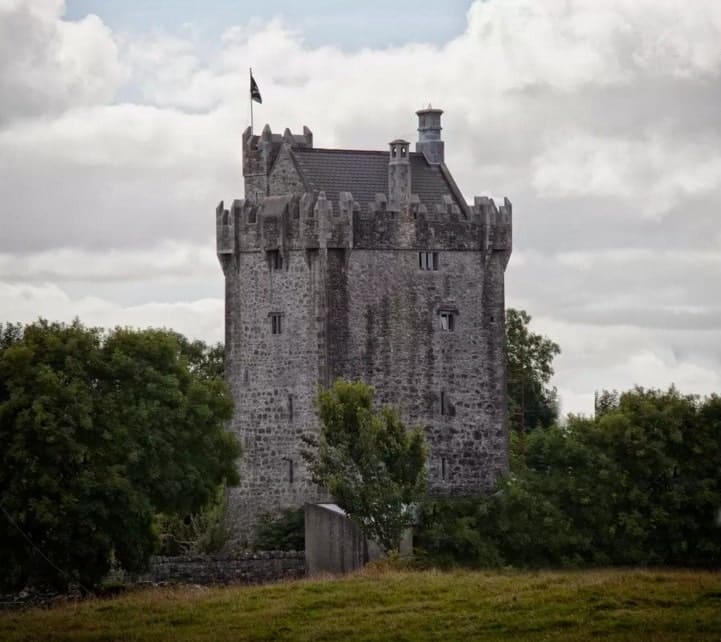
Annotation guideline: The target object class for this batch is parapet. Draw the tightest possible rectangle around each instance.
[243,124,313,162]
[216,200,235,274]
[472,196,512,256]
[216,190,513,258]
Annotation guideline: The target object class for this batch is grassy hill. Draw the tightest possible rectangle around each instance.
[1,567,719,641]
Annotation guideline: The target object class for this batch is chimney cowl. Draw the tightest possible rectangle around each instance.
[416,106,444,164]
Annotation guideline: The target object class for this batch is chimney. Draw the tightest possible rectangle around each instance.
[388,139,411,208]
[416,106,444,164]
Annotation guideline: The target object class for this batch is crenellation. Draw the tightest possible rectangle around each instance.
[219,190,513,255]
[216,200,235,274]
[302,125,313,148]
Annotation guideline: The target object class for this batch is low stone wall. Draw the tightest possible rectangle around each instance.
[136,551,305,586]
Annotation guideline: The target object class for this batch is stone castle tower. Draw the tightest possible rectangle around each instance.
[216,108,512,543]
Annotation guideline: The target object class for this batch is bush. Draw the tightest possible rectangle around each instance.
[157,484,231,555]
[253,509,305,551]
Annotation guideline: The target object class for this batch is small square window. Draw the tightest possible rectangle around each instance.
[270,313,282,335]
[439,311,455,331]
[419,251,438,271]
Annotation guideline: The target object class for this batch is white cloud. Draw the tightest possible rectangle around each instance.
[0,281,223,342]
[531,132,721,217]
[532,315,721,416]
[0,0,126,123]
[2,0,721,418]
[0,242,217,282]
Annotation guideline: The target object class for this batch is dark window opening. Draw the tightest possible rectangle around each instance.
[270,313,282,335]
[441,457,447,481]
[440,391,446,415]
[287,459,294,484]
[419,251,438,271]
[288,394,294,422]
[268,249,283,270]
[439,311,455,331]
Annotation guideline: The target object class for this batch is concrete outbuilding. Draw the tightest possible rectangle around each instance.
[305,503,412,576]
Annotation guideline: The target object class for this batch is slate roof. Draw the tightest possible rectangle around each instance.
[289,147,462,211]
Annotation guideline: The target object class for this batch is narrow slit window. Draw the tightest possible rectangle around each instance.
[288,459,294,484]
[288,394,294,422]
[270,313,282,335]
[268,249,283,270]
[440,391,446,415]
[439,311,455,331]
[441,457,447,481]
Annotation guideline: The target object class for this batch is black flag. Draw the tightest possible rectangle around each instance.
[250,73,262,104]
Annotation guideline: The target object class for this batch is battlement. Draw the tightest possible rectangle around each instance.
[472,196,512,257]
[216,189,512,263]
[242,124,313,202]
[228,109,513,258]
[242,124,314,154]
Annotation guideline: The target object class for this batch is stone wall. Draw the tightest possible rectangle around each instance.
[337,247,508,494]
[224,245,330,545]
[135,551,305,586]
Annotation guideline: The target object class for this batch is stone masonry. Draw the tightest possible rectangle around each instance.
[216,108,513,544]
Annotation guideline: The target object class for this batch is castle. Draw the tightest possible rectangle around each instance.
[216,107,512,543]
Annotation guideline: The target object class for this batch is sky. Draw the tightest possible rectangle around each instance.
[1,0,720,416]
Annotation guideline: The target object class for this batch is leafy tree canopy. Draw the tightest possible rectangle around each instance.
[418,386,721,568]
[506,308,561,431]
[303,380,427,553]
[0,320,240,590]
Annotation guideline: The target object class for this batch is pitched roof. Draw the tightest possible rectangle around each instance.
[289,147,462,211]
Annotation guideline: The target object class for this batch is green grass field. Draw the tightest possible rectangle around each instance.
[1,567,719,641]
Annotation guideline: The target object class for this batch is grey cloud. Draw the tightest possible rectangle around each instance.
[0,2,125,125]
[2,0,721,415]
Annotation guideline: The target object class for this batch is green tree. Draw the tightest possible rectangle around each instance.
[171,334,225,381]
[0,320,240,590]
[505,308,561,431]
[0,322,22,351]
[417,386,721,568]
[303,380,427,553]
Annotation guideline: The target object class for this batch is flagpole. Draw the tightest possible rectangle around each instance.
[249,67,254,135]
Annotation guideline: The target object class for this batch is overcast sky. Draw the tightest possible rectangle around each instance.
[1,0,720,416]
